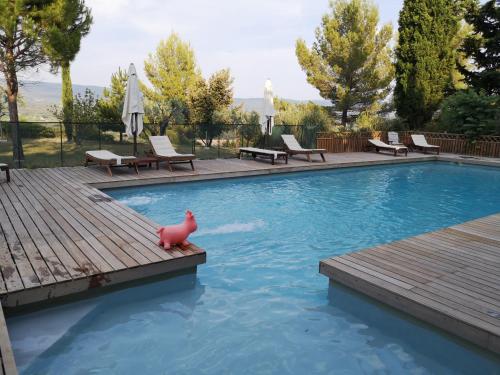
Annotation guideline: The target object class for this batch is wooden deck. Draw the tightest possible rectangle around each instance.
[0,303,16,374]
[0,166,206,309]
[320,213,500,355]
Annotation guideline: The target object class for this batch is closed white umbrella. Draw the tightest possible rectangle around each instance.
[260,79,275,135]
[122,63,144,155]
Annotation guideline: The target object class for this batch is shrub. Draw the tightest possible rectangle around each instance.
[4,122,57,139]
[438,90,499,139]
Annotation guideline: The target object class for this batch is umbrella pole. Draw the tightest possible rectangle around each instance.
[266,117,271,148]
[133,113,138,156]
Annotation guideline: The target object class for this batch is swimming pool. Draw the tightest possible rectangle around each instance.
[8,162,500,374]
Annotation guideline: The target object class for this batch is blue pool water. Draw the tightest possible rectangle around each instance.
[8,162,500,374]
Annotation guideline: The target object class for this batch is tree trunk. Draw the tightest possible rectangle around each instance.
[159,119,169,136]
[341,107,348,126]
[61,64,74,142]
[4,46,24,164]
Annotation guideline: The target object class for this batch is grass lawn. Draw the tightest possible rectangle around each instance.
[0,137,238,169]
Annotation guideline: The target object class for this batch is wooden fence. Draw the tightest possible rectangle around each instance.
[317,131,500,158]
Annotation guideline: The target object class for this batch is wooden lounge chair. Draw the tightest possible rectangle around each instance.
[149,136,195,171]
[411,134,440,154]
[0,163,10,182]
[239,147,288,165]
[368,139,408,156]
[85,150,138,176]
[281,134,326,162]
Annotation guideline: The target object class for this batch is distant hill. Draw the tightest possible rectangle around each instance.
[7,81,329,121]
[16,81,104,121]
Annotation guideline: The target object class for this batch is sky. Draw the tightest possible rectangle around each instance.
[25,0,404,100]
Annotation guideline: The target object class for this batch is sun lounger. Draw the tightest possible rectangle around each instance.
[239,147,288,165]
[0,163,10,182]
[411,134,440,154]
[388,132,404,146]
[281,134,326,162]
[368,139,408,156]
[85,150,138,176]
[149,136,195,171]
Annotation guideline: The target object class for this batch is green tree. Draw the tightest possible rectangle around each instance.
[189,69,234,146]
[459,0,499,94]
[143,33,201,130]
[0,0,57,161]
[51,88,98,144]
[394,0,460,129]
[97,67,127,140]
[42,0,92,142]
[296,0,393,125]
[439,89,499,138]
[71,88,98,144]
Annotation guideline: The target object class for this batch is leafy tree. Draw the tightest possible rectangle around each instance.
[459,0,500,94]
[144,99,189,136]
[142,33,201,129]
[72,88,98,144]
[42,0,92,142]
[97,67,127,140]
[296,0,393,125]
[189,69,234,146]
[439,89,499,138]
[394,0,460,129]
[51,88,98,144]
[274,98,304,125]
[237,110,261,147]
[0,0,57,161]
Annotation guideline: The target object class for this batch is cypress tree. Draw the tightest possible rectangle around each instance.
[43,0,92,142]
[394,0,460,129]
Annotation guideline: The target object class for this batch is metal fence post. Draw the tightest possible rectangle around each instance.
[217,128,220,159]
[192,124,196,155]
[98,123,102,150]
[60,122,64,167]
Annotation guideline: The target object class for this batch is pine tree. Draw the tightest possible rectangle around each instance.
[459,0,500,94]
[42,0,92,141]
[143,33,201,130]
[0,0,57,162]
[295,0,394,125]
[394,0,460,129]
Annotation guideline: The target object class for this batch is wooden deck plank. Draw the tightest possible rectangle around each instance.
[14,170,114,274]
[320,213,500,355]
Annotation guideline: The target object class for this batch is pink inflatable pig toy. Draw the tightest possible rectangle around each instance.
[156,210,198,250]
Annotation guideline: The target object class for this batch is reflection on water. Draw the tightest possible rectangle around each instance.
[9,273,204,372]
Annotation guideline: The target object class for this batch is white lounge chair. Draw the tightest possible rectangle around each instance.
[149,136,195,171]
[388,132,404,145]
[239,147,288,165]
[411,134,440,154]
[368,139,408,156]
[281,134,326,162]
[85,150,138,176]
